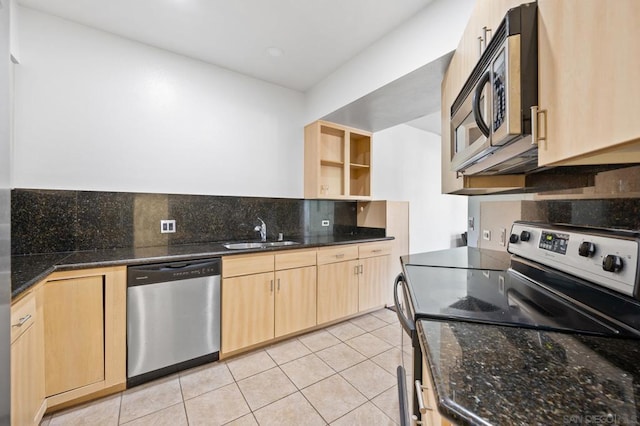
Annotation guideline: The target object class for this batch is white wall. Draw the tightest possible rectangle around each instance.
[13,8,305,197]
[305,0,474,123]
[373,124,467,253]
[12,5,471,252]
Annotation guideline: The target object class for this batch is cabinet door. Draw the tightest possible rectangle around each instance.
[11,293,45,426]
[275,266,317,337]
[537,0,640,166]
[421,358,453,426]
[222,272,275,353]
[358,256,389,312]
[11,325,41,426]
[43,276,105,396]
[317,260,359,324]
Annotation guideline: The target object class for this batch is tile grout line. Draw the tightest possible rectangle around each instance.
[43,311,403,426]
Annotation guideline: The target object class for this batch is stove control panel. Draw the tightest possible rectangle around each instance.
[508,222,639,297]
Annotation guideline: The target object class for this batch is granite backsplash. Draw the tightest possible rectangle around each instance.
[11,189,384,255]
[535,198,640,230]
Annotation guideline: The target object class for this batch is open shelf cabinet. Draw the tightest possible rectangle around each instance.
[304,120,372,199]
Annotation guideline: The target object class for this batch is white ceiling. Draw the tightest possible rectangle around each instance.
[18,0,435,92]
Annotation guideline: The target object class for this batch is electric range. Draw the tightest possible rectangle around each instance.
[395,222,640,425]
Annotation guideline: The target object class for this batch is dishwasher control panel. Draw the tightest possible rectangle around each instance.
[128,258,221,286]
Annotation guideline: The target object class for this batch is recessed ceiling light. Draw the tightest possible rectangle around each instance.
[266,47,284,58]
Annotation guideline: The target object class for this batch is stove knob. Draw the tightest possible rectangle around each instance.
[578,241,596,258]
[602,255,623,273]
[509,234,519,244]
[520,231,531,242]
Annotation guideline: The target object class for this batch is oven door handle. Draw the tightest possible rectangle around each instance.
[394,273,416,336]
[473,70,491,138]
[397,365,412,426]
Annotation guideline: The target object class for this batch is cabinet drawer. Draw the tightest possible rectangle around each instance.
[359,242,392,259]
[223,254,274,278]
[275,249,317,270]
[317,245,358,265]
[11,292,36,343]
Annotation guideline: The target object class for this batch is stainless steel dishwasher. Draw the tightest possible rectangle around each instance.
[127,258,221,387]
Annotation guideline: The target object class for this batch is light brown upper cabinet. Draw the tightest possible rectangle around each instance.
[304,120,372,200]
[535,0,640,166]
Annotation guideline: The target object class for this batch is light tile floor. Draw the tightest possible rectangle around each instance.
[40,308,414,426]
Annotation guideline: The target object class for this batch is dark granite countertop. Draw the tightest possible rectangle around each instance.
[11,235,393,299]
[417,319,640,425]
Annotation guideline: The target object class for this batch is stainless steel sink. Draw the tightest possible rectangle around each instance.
[263,241,299,247]
[222,241,300,250]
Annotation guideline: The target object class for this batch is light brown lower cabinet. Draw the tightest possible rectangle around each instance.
[316,259,360,324]
[43,275,105,396]
[11,266,126,419]
[222,271,276,353]
[221,249,317,355]
[357,242,392,312]
[10,290,46,426]
[420,358,452,426]
[274,266,317,337]
[358,255,389,312]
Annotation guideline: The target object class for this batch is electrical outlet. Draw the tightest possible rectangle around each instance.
[160,219,176,233]
[482,230,491,241]
[500,228,507,246]
[321,220,330,227]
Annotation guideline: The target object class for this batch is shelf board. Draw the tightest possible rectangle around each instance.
[349,163,370,169]
[320,160,344,167]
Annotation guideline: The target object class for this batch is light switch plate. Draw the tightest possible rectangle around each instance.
[321,220,330,227]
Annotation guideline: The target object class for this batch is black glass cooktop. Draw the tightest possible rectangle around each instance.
[401,247,511,271]
[403,263,638,338]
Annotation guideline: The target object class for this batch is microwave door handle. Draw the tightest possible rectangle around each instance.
[472,70,491,138]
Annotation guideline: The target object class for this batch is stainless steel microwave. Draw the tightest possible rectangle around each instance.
[451,2,538,176]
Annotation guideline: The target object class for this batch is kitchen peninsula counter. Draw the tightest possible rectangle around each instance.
[418,319,640,425]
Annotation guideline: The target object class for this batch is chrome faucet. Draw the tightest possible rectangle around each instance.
[254,217,267,242]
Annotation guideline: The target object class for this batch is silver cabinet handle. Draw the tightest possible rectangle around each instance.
[372,249,382,253]
[478,36,484,57]
[359,264,363,274]
[483,26,492,46]
[415,380,433,415]
[531,106,547,146]
[270,280,274,293]
[277,278,280,291]
[335,253,345,259]
[354,265,359,275]
[12,314,32,327]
